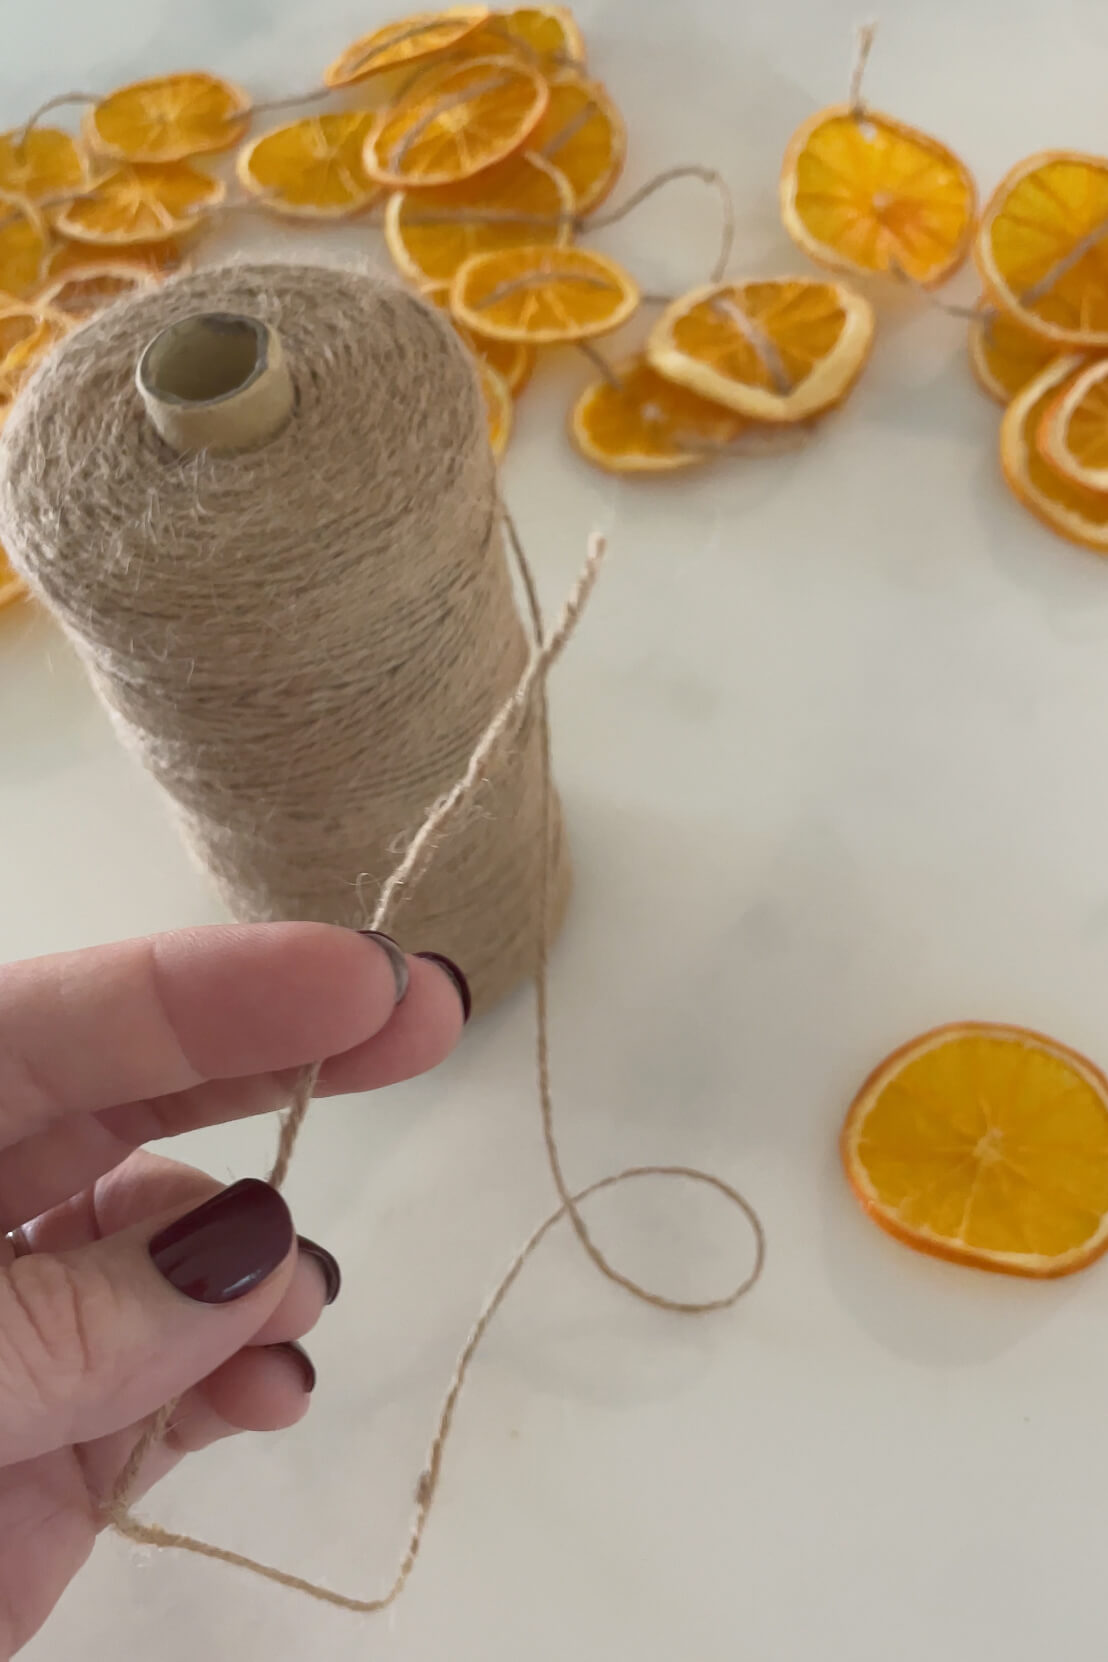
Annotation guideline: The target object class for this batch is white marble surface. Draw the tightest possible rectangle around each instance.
[5,0,1108,1655]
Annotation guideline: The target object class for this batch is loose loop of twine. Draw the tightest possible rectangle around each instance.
[105,517,766,1612]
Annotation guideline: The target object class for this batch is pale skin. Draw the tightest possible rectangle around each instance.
[0,922,466,1657]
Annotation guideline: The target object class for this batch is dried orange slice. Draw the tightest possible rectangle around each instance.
[648,277,874,424]
[237,113,379,219]
[54,163,224,245]
[570,355,744,473]
[1000,355,1108,553]
[478,355,513,456]
[86,73,250,164]
[1038,357,1108,489]
[37,263,157,318]
[451,243,638,342]
[385,150,572,288]
[0,200,47,298]
[44,235,187,279]
[976,153,1108,350]
[324,8,491,87]
[843,1021,1108,1277]
[0,302,71,415]
[362,55,548,188]
[781,105,975,286]
[468,7,586,66]
[0,542,26,611]
[967,303,1060,404]
[532,70,624,214]
[0,127,87,202]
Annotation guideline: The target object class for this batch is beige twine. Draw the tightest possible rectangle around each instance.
[0,264,571,1017]
[0,263,765,1613]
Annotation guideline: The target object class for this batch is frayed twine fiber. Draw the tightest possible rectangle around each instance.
[0,262,571,1016]
[0,263,765,1613]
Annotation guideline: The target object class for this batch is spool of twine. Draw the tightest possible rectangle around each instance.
[0,262,571,1014]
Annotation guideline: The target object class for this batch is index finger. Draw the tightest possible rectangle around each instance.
[0,923,405,1148]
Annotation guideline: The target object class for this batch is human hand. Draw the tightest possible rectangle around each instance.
[0,922,468,1656]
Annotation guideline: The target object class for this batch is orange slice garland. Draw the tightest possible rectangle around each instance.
[570,355,744,473]
[781,104,976,286]
[1038,357,1108,489]
[0,542,26,610]
[976,152,1108,349]
[0,201,48,298]
[53,162,224,245]
[468,7,587,66]
[648,277,875,423]
[1000,355,1108,553]
[532,69,624,213]
[362,55,548,187]
[0,126,87,201]
[37,264,158,319]
[87,73,250,164]
[843,1022,1108,1278]
[324,8,491,88]
[450,242,638,342]
[385,150,572,288]
[967,302,1061,404]
[237,113,379,218]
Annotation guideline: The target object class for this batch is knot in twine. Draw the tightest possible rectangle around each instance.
[0,262,765,1615]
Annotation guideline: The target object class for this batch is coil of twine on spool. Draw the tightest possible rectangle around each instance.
[0,262,571,1015]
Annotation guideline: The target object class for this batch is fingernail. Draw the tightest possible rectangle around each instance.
[268,1340,316,1394]
[297,1234,342,1305]
[416,951,472,1023]
[358,930,409,1002]
[149,1179,293,1306]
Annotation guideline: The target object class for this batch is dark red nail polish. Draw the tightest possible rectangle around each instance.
[358,930,410,1002]
[416,951,472,1023]
[297,1234,341,1305]
[268,1340,316,1394]
[148,1179,293,1305]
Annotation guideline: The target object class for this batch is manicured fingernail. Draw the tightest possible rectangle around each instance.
[297,1234,341,1305]
[268,1340,317,1394]
[358,930,409,1002]
[149,1179,293,1306]
[416,951,472,1023]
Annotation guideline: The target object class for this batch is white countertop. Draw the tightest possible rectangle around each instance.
[6,0,1108,1656]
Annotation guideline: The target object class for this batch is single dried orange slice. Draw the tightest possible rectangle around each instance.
[1000,355,1108,553]
[0,542,26,610]
[37,263,157,318]
[843,1021,1108,1277]
[324,7,491,87]
[424,282,537,390]
[967,303,1060,405]
[87,73,250,164]
[1038,357,1108,489]
[451,242,638,342]
[362,55,548,188]
[648,277,874,423]
[570,355,744,473]
[45,235,187,278]
[237,113,379,218]
[781,105,975,286]
[478,355,513,456]
[0,201,47,298]
[468,6,586,66]
[385,150,572,288]
[0,127,87,202]
[532,69,624,214]
[977,153,1108,350]
[54,163,224,245]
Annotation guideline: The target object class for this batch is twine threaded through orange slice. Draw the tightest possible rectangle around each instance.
[967,302,1062,405]
[87,73,250,164]
[53,163,224,245]
[450,242,638,342]
[237,113,380,218]
[532,68,624,214]
[569,354,745,472]
[362,55,549,188]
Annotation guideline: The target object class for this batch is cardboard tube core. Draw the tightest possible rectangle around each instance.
[136,312,294,453]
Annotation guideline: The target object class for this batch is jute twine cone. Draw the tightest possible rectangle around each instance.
[0,263,572,1013]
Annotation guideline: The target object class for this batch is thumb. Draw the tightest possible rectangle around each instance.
[0,1180,296,1465]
